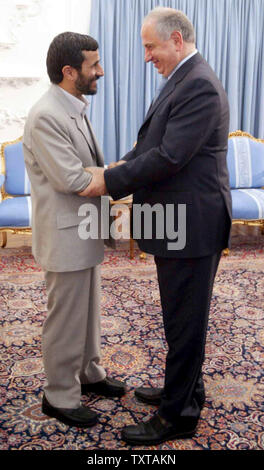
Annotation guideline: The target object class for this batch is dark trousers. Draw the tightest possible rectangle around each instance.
[154,251,221,424]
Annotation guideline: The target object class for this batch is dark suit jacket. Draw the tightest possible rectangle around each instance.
[104,52,232,258]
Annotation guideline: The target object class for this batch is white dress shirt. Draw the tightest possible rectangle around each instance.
[168,49,198,80]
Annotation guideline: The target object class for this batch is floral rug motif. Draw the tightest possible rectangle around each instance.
[0,233,264,451]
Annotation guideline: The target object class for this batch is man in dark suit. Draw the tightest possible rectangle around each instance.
[85,7,232,445]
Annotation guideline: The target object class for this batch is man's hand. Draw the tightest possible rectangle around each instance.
[78,167,107,197]
[107,160,126,169]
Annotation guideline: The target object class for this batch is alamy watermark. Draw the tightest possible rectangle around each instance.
[78,196,186,251]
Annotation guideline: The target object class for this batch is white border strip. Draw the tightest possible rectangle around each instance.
[233,138,240,188]
[24,168,31,195]
[26,196,32,226]
[240,189,264,218]
[233,138,252,188]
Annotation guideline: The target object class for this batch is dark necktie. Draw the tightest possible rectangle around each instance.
[152,76,168,104]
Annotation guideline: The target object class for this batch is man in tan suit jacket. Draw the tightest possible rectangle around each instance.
[23,32,126,428]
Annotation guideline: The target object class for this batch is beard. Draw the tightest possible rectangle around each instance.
[75,71,99,95]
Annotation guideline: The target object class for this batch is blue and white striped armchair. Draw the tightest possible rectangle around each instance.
[227,130,264,234]
[0,137,32,247]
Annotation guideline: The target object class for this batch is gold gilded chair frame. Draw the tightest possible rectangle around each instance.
[0,136,32,247]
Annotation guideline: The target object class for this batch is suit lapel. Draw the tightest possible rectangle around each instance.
[85,117,104,167]
[143,52,204,125]
[72,115,96,159]
[73,115,92,148]
[72,116,104,167]
[50,85,104,167]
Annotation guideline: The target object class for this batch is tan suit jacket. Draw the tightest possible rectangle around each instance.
[23,84,104,272]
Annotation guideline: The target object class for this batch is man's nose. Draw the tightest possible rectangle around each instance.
[97,65,104,77]
[144,49,152,63]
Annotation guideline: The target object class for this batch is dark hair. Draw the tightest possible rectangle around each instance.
[46,32,99,84]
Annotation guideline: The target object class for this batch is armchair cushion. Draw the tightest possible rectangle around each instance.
[231,188,264,220]
[0,196,32,227]
[3,140,31,196]
[227,136,264,189]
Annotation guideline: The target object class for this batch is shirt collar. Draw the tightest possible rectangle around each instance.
[167,49,198,80]
[57,86,89,118]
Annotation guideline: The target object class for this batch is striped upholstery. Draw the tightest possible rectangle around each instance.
[227,136,264,189]
[231,189,264,220]
[227,134,264,222]
[0,196,32,227]
[3,140,31,196]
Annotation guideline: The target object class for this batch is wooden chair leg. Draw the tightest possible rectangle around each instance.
[0,232,7,248]
[129,236,135,259]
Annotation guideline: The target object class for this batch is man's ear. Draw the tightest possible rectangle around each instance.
[61,65,77,81]
[170,30,183,48]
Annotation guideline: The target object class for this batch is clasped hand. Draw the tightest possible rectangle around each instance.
[78,160,125,197]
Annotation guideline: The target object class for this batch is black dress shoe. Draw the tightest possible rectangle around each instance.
[135,387,163,405]
[121,414,197,446]
[81,376,126,398]
[42,395,98,428]
[135,386,206,409]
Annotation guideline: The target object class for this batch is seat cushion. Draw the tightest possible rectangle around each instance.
[231,188,264,219]
[227,137,264,189]
[0,196,32,227]
[3,141,31,196]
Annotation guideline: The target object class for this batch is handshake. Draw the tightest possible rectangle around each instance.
[78,160,126,197]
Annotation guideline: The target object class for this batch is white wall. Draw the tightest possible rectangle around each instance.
[0,0,92,142]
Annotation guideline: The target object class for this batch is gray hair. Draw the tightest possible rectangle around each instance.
[143,7,195,43]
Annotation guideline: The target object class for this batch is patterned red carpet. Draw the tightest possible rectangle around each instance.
[0,229,264,450]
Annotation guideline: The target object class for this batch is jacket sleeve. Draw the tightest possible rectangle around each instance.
[104,78,221,200]
[24,112,92,194]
